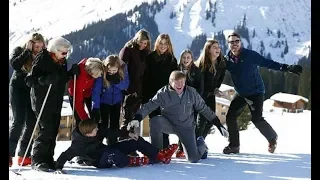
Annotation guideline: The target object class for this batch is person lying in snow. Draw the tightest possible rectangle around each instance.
[53,119,178,174]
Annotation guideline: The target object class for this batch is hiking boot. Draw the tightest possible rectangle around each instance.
[223,145,240,154]
[18,156,32,166]
[197,136,208,159]
[129,156,149,166]
[9,156,12,167]
[31,163,50,172]
[175,149,185,158]
[157,144,179,164]
[268,139,277,153]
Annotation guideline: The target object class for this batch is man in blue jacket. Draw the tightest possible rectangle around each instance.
[223,32,303,154]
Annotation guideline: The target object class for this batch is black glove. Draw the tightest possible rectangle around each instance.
[106,74,121,84]
[91,108,100,122]
[25,75,39,88]
[281,64,303,75]
[38,73,60,85]
[69,64,80,76]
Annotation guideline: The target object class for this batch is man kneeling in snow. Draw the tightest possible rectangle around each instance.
[53,119,178,174]
[127,70,229,163]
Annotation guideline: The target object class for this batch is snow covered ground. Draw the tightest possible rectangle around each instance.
[9,109,311,180]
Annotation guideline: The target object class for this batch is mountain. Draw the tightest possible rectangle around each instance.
[9,0,311,65]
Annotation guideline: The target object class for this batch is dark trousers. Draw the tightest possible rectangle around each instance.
[196,95,216,139]
[149,108,170,148]
[121,94,141,131]
[98,137,159,168]
[9,85,37,157]
[226,93,278,147]
[31,99,62,166]
[98,103,121,144]
[68,95,93,128]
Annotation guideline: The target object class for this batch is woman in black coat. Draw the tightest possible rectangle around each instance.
[9,33,45,167]
[142,33,178,149]
[194,39,226,140]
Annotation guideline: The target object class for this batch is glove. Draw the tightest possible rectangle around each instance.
[53,169,66,174]
[38,73,60,85]
[281,64,303,75]
[217,125,229,138]
[91,108,100,122]
[214,88,224,97]
[106,74,120,84]
[69,64,80,76]
[127,120,140,131]
[25,75,39,88]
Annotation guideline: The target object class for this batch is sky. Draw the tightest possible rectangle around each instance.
[9,0,311,64]
[9,103,311,180]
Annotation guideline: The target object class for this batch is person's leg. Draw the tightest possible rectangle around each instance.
[99,104,111,142]
[149,108,170,148]
[108,103,121,145]
[176,127,206,163]
[149,115,176,149]
[201,97,216,139]
[17,97,37,160]
[9,86,27,158]
[246,94,278,152]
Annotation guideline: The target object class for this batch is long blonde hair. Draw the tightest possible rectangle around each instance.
[154,33,174,55]
[194,39,224,73]
[125,29,151,51]
[102,55,125,88]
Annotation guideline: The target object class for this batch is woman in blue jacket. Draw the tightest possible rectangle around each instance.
[91,55,129,144]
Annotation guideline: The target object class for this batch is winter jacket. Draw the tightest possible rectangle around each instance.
[68,58,96,120]
[178,63,204,96]
[9,47,33,89]
[143,51,178,102]
[28,49,70,114]
[225,47,286,96]
[119,46,150,97]
[136,85,218,128]
[92,63,129,108]
[55,129,108,169]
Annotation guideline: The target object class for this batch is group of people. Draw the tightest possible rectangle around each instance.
[9,29,303,174]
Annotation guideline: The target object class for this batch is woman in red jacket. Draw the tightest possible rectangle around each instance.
[67,57,104,126]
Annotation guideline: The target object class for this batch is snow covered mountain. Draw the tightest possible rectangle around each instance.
[9,0,311,64]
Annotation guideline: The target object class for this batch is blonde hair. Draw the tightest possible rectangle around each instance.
[125,29,151,51]
[47,36,73,57]
[78,119,97,136]
[169,70,186,84]
[195,39,224,73]
[154,33,174,55]
[102,55,125,88]
[84,57,104,77]
[21,33,46,73]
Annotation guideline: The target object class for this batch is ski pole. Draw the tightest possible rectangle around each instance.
[14,84,52,177]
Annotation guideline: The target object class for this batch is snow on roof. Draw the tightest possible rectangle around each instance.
[216,97,231,106]
[219,84,235,92]
[270,92,309,104]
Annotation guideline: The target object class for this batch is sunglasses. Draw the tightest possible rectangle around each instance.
[228,40,240,45]
[58,49,68,55]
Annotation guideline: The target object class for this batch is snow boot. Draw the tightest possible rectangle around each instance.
[18,156,32,166]
[175,149,185,158]
[197,136,208,159]
[268,138,277,153]
[129,156,149,166]
[223,145,240,154]
[157,144,178,164]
